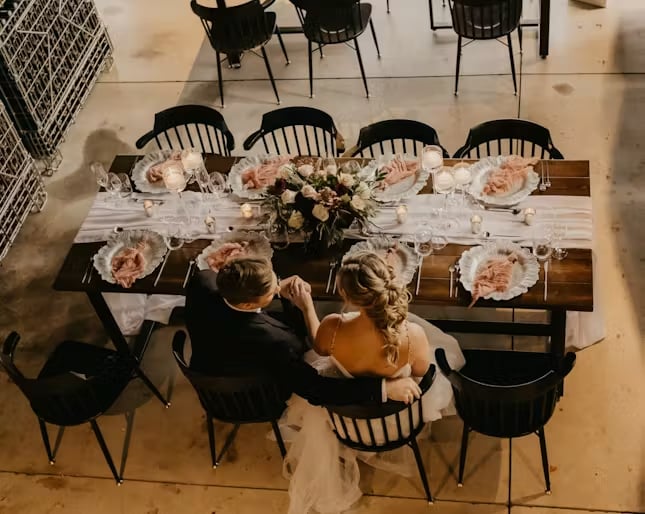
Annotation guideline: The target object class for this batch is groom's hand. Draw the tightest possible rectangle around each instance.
[385,377,422,404]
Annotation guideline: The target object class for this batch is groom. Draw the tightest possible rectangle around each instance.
[185,257,421,405]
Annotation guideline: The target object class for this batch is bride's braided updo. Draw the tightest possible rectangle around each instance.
[336,251,411,366]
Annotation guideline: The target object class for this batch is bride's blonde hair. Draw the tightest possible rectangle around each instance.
[336,251,411,366]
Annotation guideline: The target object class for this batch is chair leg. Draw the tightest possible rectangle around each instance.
[507,34,517,95]
[318,44,324,59]
[409,436,433,504]
[38,419,55,464]
[308,40,314,98]
[90,419,122,485]
[271,421,287,458]
[133,365,170,408]
[518,25,523,54]
[217,424,241,465]
[369,19,381,58]
[216,51,225,108]
[260,46,280,105]
[454,35,462,96]
[458,423,469,486]
[429,0,436,30]
[354,38,369,98]
[386,0,390,13]
[207,415,217,468]
[275,28,290,64]
[537,428,552,494]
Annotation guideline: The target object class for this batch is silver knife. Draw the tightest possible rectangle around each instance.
[544,260,549,301]
[415,256,423,295]
[325,260,336,294]
[183,260,195,289]
[154,251,171,287]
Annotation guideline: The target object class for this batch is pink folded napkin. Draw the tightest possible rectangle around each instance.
[380,157,418,188]
[112,243,146,288]
[206,242,249,272]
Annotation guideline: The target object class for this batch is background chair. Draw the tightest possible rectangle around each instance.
[243,106,344,156]
[436,348,576,493]
[135,104,235,155]
[0,332,133,484]
[345,119,449,157]
[324,365,436,503]
[172,330,290,468]
[290,0,381,98]
[190,0,288,107]
[453,118,564,158]
[449,0,523,95]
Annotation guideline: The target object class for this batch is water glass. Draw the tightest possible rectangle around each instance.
[431,235,448,251]
[209,172,227,198]
[268,218,290,250]
[414,228,434,258]
[532,225,553,262]
[106,173,122,205]
[421,145,443,172]
[163,224,185,250]
[552,221,568,260]
[118,173,133,200]
[90,162,108,188]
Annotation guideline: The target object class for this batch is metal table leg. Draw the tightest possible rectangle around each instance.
[85,291,170,407]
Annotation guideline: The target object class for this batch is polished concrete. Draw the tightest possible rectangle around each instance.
[0,0,644,512]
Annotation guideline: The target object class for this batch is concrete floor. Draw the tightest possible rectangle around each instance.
[0,0,644,512]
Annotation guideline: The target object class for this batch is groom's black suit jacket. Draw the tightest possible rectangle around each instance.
[185,270,383,406]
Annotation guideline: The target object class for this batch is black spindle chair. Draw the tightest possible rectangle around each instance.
[172,331,290,468]
[449,0,523,95]
[453,119,564,159]
[324,365,436,504]
[135,104,235,155]
[346,119,450,158]
[436,348,576,494]
[290,0,381,99]
[243,106,344,156]
[0,332,133,484]
[190,0,289,108]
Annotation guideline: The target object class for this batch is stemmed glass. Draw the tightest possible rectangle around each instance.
[90,162,108,189]
[433,166,456,231]
[413,228,434,295]
[532,225,553,300]
[118,173,133,204]
[163,163,192,224]
[106,173,122,206]
[552,221,568,260]
[421,145,444,202]
[162,224,185,251]
[267,216,290,250]
[320,157,338,175]
[181,149,204,184]
[452,162,472,207]
[209,172,227,199]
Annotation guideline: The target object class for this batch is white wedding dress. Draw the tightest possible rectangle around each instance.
[280,312,465,514]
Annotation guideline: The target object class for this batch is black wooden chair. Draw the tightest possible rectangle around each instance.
[324,365,436,504]
[449,0,523,95]
[135,104,235,155]
[453,119,564,159]
[190,0,288,107]
[172,330,290,468]
[346,119,450,158]
[436,348,576,494]
[290,0,381,99]
[0,332,133,484]
[243,106,344,156]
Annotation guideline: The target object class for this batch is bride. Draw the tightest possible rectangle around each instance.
[281,251,465,514]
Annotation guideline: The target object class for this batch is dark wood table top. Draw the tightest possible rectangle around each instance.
[53,156,593,312]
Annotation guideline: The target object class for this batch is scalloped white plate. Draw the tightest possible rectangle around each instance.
[361,153,430,202]
[458,241,539,301]
[131,149,176,194]
[468,156,540,207]
[197,230,274,272]
[93,230,167,285]
[228,154,291,200]
[343,236,418,285]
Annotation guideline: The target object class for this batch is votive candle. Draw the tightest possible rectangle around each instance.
[470,214,482,234]
[240,203,254,219]
[396,204,408,224]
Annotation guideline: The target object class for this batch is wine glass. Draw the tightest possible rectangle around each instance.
[421,145,443,173]
[163,224,185,251]
[106,173,122,205]
[320,157,338,175]
[431,234,448,252]
[341,160,361,175]
[433,167,456,230]
[268,217,290,250]
[532,225,553,262]
[209,172,227,198]
[552,221,568,260]
[181,149,204,184]
[90,162,108,188]
[452,162,472,206]
[118,173,133,201]
[413,228,433,295]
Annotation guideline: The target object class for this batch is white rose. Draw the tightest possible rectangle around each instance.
[350,195,366,211]
[312,203,330,222]
[338,173,355,187]
[281,189,297,204]
[287,210,305,230]
[301,184,320,200]
[324,164,338,176]
[297,164,314,178]
[277,164,292,179]
[355,181,371,200]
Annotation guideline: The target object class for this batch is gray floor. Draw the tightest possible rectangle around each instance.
[0,0,644,513]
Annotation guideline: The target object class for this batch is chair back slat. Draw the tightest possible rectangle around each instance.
[450,0,522,40]
[351,119,449,158]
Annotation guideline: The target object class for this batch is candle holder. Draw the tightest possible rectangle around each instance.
[240,203,255,219]
[470,214,482,234]
[143,199,155,218]
[523,208,536,226]
[396,204,408,224]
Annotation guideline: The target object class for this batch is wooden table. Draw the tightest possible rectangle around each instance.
[54,156,593,381]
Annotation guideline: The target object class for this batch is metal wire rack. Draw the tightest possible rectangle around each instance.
[0,103,46,262]
[0,0,112,167]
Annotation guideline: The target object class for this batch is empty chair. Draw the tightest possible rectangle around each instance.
[323,366,436,503]
[243,106,344,156]
[190,0,288,107]
[449,0,522,95]
[290,0,381,98]
[436,348,576,493]
[346,119,449,158]
[172,330,289,468]
[0,332,133,484]
[135,104,235,155]
[453,119,564,159]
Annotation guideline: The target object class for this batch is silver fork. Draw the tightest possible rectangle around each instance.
[539,160,547,192]
[545,159,552,188]
[326,259,337,294]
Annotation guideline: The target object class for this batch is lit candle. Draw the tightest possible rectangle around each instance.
[325,164,338,176]
[434,169,455,191]
[396,204,408,224]
[523,208,536,226]
[453,164,472,187]
[162,164,186,192]
[422,148,443,170]
[181,150,204,172]
[240,203,254,219]
[470,214,482,234]
[143,199,155,217]
[204,215,216,233]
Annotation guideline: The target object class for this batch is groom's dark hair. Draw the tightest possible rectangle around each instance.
[216,258,274,304]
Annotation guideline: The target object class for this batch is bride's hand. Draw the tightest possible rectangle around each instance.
[288,279,315,312]
[385,377,422,404]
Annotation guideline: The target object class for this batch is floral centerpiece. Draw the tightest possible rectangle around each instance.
[262,160,385,249]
